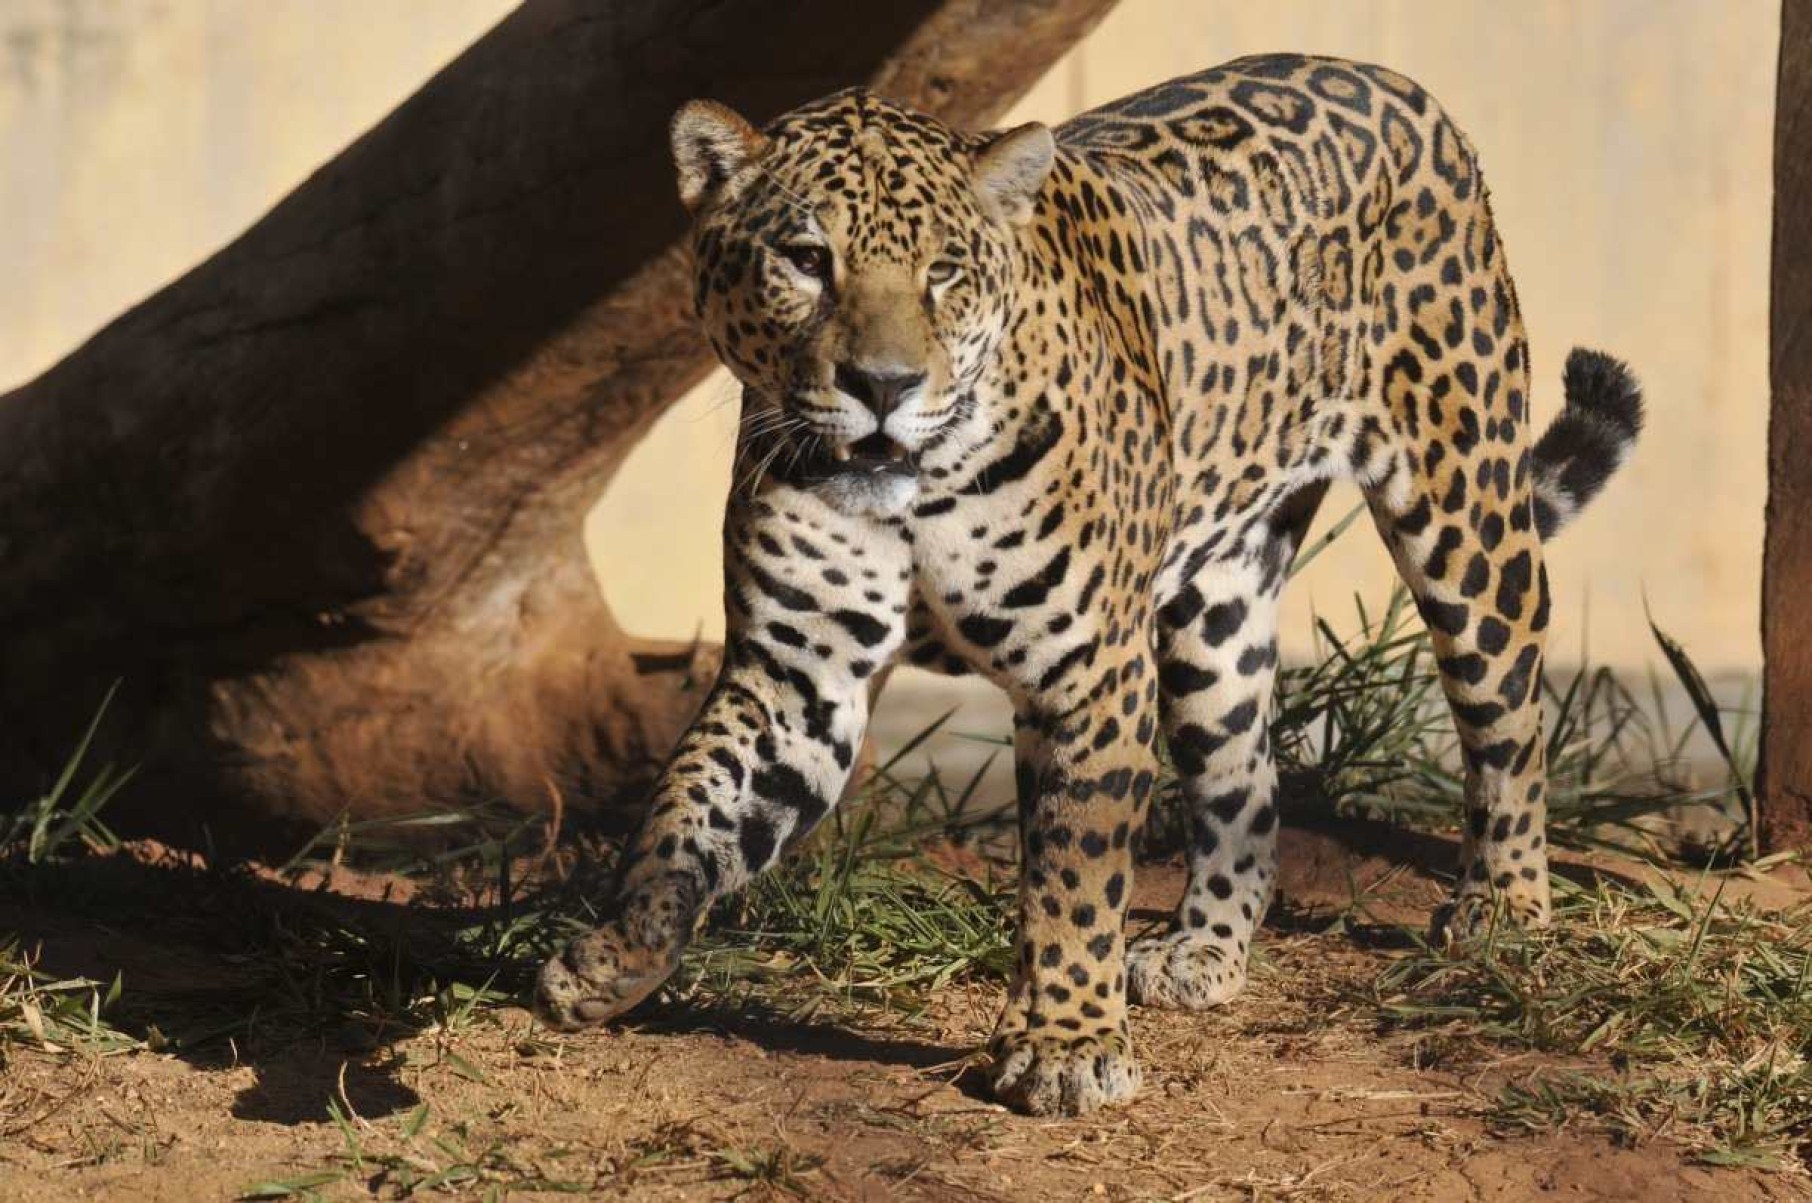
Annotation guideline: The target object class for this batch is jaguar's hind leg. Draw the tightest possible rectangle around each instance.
[1127,487,1320,1010]
[1365,421,1553,940]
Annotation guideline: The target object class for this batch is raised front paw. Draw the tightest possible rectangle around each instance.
[987,1029,1141,1116]
[536,924,679,1030]
[1126,930,1248,1010]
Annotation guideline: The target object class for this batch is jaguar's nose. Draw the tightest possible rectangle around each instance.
[834,363,925,419]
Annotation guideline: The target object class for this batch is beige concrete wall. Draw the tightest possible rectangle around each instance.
[0,0,518,383]
[4,0,1776,676]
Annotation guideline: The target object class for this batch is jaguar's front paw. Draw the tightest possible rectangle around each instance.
[536,925,679,1030]
[987,1029,1141,1116]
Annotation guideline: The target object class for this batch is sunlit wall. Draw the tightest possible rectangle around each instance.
[2,0,1775,676]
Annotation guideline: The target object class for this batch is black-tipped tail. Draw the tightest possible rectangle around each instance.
[1530,348,1644,540]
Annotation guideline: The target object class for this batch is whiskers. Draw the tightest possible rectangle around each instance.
[785,430,824,479]
[740,403,803,441]
[733,407,812,497]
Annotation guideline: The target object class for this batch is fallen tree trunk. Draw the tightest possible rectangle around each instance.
[0,0,1113,854]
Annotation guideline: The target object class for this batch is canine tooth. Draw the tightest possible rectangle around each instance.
[831,444,851,463]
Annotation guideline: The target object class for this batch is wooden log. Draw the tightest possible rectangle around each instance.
[0,0,1114,853]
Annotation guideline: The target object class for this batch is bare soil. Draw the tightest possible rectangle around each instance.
[4,823,1808,1202]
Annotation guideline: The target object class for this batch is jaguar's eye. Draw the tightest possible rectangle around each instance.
[781,244,830,279]
[926,259,962,286]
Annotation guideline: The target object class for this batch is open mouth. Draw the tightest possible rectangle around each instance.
[800,432,916,483]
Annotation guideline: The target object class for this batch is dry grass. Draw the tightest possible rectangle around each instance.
[2,589,1804,1195]
[1372,873,1811,1168]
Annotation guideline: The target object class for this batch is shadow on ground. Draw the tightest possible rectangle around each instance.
[3,852,502,1124]
[5,803,1656,1128]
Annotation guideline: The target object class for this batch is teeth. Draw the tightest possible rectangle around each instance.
[831,444,851,463]
[885,440,907,461]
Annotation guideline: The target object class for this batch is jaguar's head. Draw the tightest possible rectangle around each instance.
[671,89,1054,516]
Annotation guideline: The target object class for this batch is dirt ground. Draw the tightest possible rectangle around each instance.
[5,822,1809,1202]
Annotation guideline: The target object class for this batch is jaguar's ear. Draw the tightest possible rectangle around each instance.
[671,100,768,214]
[972,122,1055,226]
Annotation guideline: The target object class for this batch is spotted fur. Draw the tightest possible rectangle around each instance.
[539,55,1644,1117]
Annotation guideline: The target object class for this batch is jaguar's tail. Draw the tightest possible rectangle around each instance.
[1531,348,1644,541]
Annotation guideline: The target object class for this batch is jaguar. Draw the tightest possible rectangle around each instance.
[539,53,1643,1117]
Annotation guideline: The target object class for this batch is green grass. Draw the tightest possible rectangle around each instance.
[2,584,1798,1176]
[0,681,141,1060]
[1373,872,1811,1168]
[1269,586,1754,860]
[237,1098,595,1199]
[688,828,1015,1019]
[1132,579,1752,870]
[0,939,138,1058]
[1,680,129,866]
